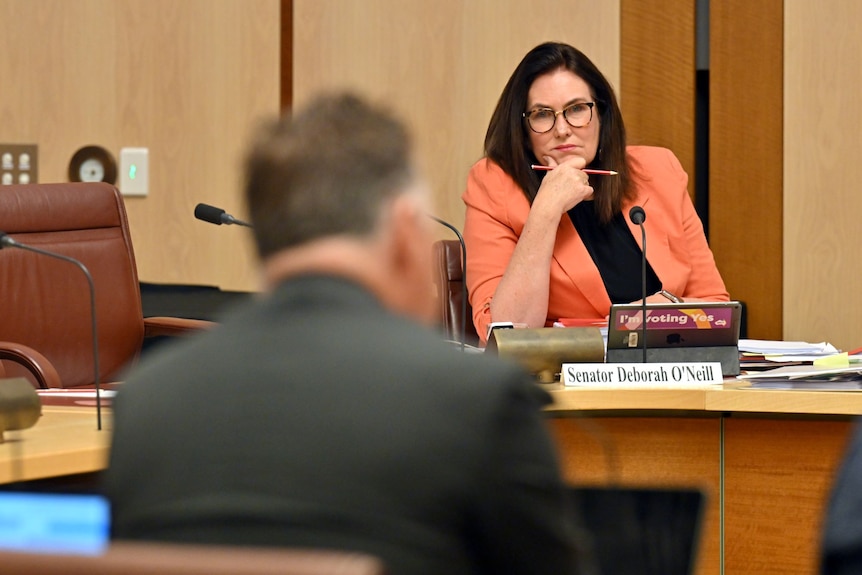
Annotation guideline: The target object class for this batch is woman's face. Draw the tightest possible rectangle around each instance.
[525,69,600,167]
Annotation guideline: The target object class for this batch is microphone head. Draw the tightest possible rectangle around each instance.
[0,231,14,249]
[194,203,226,225]
[629,205,646,225]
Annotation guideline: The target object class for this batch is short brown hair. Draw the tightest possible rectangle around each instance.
[244,93,414,258]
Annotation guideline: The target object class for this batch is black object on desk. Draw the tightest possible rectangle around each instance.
[569,485,706,575]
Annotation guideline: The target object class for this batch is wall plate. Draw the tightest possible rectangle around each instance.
[119,147,149,196]
[1,143,38,185]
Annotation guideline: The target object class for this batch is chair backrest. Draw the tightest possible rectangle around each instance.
[431,239,479,346]
[0,183,144,387]
[0,542,386,575]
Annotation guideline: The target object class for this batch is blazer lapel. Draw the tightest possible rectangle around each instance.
[622,193,651,252]
[622,189,678,293]
[553,213,611,317]
[556,187,656,313]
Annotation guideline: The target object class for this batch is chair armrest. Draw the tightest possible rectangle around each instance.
[144,317,215,338]
[0,341,63,389]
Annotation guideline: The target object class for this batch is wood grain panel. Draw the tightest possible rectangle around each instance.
[0,0,280,292]
[621,0,696,192]
[548,416,720,575]
[783,2,862,351]
[292,0,619,235]
[281,0,292,111]
[706,387,862,415]
[724,418,852,575]
[709,1,783,340]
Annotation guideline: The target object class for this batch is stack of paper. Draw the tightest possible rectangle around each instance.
[738,338,844,372]
[738,364,862,390]
[736,339,862,389]
[739,339,839,357]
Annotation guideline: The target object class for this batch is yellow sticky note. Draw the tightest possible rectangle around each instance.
[814,353,849,367]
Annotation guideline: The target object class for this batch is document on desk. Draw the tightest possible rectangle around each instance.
[739,339,839,356]
[738,364,862,390]
[738,338,847,372]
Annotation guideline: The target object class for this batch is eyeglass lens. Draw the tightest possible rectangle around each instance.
[526,103,593,133]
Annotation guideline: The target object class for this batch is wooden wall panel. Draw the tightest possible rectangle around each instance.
[709,1,783,340]
[292,0,619,234]
[621,0,696,193]
[724,418,852,574]
[281,0,292,111]
[0,0,280,292]
[784,2,862,351]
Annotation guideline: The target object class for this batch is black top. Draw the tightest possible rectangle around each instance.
[568,202,661,303]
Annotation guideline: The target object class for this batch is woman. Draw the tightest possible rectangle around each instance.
[463,42,728,343]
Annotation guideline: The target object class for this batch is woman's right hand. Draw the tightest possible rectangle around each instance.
[532,155,594,216]
[487,155,592,331]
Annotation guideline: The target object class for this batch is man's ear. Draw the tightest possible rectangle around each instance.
[387,194,421,268]
[384,192,435,324]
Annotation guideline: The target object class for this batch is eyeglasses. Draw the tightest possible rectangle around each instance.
[522,102,595,134]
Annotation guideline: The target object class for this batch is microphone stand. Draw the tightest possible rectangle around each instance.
[0,235,103,430]
[639,226,647,364]
[628,206,648,365]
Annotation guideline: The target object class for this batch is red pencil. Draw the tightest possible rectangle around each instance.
[530,164,618,176]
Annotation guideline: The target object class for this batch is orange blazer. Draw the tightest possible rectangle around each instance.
[462,146,729,342]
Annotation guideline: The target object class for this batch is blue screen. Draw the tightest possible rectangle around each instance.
[0,492,109,555]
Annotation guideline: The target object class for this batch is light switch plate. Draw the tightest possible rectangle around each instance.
[119,147,148,196]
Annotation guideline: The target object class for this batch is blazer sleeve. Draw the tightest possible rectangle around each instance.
[462,159,528,341]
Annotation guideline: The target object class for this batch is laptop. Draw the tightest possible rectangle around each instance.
[607,301,742,350]
[605,301,743,375]
[0,491,109,555]
[568,485,707,575]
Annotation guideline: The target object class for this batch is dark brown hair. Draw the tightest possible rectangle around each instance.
[484,42,633,223]
[244,93,414,258]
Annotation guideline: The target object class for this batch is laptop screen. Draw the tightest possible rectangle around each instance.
[569,485,706,575]
[0,492,109,555]
[606,301,742,350]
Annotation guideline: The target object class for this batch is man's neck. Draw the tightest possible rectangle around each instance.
[262,237,389,300]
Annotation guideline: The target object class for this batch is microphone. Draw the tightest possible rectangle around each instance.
[0,232,104,430]
[628,206,648,364]
[194,203,253,228]
[427,215,467,352]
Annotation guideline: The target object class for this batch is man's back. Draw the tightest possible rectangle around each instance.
[105,275,580,575]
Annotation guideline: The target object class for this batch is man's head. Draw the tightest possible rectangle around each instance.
[243,92,434,323]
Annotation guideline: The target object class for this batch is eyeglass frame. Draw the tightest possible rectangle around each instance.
[522,101,596,134]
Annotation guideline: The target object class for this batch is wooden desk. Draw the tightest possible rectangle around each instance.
[0,407,111,485]
[545,384,858,575]
[2,387,857,575]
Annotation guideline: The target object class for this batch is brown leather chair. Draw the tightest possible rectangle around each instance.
[431,239,479,346]
[0,542,386,575]
[0,183,210,388]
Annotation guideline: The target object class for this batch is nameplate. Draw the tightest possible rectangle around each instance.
[561,362,724,387]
